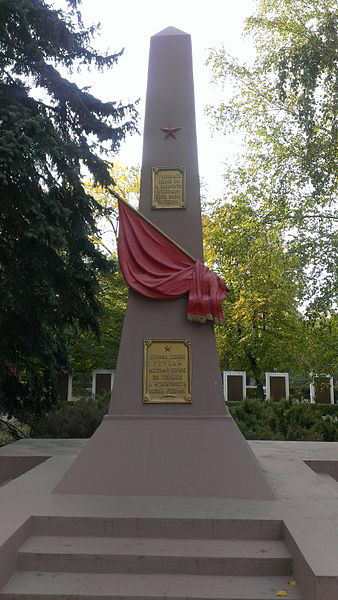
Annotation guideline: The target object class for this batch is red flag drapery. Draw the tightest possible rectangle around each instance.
[117,199,228,324]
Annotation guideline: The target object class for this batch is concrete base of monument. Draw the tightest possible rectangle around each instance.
[53,415,275,499]
[0,439,338,599]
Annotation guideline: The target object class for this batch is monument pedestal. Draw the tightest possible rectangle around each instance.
[55,415,274,499]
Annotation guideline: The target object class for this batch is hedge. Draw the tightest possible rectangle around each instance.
[2,396,338,442]
[228,399,338,441]
[28,394,110,439]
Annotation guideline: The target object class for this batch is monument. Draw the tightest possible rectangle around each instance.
[0,26,337,600]
[55,26,274,500]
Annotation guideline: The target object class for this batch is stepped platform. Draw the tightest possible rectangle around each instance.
[0,573,302,600]
[0,439,337,599]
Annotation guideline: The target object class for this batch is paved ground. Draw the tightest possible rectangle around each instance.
[0,438,337,599]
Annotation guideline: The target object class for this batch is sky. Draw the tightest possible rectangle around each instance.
[73,0,256,199]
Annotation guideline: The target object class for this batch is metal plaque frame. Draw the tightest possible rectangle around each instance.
[151,166,186,209]
[143,339,192,403]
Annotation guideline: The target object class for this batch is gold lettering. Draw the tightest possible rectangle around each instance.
[144,339,191,403]
[152,167,186,209]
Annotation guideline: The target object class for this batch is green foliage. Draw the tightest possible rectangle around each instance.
[68,269,128,372]
[3,395,338,443]
[205,0,337,384]
[67,164,139,372]
[0,417,30,446]
[206,0,337,315]
[228,399,338,441]
[203,200,306,394]
[29,393,110,438]
[303,313,337,378]
[246,0,337,198]
[289,384,310,401]
[21,396,338,442]
[84,161,141,252]
[0,0,137,416]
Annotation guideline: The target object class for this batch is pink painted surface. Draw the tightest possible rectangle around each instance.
[55,416,274,498]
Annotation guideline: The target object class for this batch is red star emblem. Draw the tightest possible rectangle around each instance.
[160,124,181,139]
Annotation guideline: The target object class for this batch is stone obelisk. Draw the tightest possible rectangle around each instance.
[55,27,274,499]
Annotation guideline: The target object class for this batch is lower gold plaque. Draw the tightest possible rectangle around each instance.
[143,339,192,403]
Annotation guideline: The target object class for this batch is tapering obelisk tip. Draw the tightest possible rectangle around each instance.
[152,26,189,37]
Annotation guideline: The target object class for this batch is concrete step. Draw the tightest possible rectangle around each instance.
[18,536,292,576]
[0,571,302,599]
[32,516,283,540]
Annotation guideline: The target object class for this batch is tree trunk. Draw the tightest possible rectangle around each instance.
[247,351,265,400]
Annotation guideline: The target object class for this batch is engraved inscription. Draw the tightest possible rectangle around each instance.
[143,339,192,403]
[152,166,186,209]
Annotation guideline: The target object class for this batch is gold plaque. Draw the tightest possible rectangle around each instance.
[143,339,192,403]
[152,166,186,209]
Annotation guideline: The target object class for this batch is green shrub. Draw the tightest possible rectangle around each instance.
[10,395,338,442]
[228,399,338,441]
[245,388,262,400]
[29,394,110,438]
[289,385,311,401]
[0,419,30,446]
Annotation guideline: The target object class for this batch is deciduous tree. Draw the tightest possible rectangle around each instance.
[203,199,305,397]
[207,0,337,315]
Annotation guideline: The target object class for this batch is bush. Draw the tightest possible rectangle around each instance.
[228,399,338,441]
[8,395,338,442]
[29,394,110,438]
[0,418,30,446]
[245,388,263,400]
[289,384,311,401]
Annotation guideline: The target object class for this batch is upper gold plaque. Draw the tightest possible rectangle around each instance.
[143,339,192,403]
[152,166,186,209]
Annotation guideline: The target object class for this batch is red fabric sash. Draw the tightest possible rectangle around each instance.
[117,199,227,324]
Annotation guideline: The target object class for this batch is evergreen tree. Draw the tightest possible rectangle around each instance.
[0,0,137,416]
